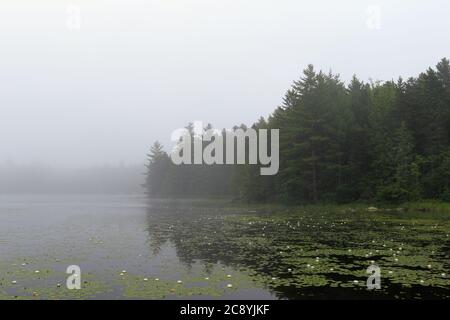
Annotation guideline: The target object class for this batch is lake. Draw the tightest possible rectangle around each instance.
[0,195,449,299]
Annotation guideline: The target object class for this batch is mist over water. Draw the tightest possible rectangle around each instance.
[1,0,450,169]
[0,164,144,194]
[1,0,450,304]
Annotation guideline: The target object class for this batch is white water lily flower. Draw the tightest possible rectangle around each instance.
[11,280,17,284]
[155,278,159,281]
[227,274,232,278]
[227,284,233,288]
[143,278,148,281]
[34,270,40,274]
[177,280,182,283]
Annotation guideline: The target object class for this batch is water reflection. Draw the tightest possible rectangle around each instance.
[0,195,448,299]
[144,200,450,299]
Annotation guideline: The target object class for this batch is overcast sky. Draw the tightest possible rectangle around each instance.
[1,0,449,168]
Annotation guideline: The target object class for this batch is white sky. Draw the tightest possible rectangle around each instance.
[1,0,449,167]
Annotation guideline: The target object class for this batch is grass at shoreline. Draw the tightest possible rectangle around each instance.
[169,198,450,219]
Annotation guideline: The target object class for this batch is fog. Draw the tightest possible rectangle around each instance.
[0,164,144,194]
[1,0,449,190]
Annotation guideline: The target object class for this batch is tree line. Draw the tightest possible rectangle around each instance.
[145,58,450,204]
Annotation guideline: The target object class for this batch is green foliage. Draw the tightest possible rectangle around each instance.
[144,141,170,197]
[376,185,412,203]
[440,189,450,202]
[145,58,450,205]
[144,127,233,198]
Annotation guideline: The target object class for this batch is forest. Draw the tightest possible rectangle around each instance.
[144,58,450,204]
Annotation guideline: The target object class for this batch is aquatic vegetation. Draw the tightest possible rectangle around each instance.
[0,260,109,300]
[1,200,449,299]
[116,266,259,299]
[143,203,450,299]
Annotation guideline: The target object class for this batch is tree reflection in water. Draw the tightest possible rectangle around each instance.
[144,200,450,299]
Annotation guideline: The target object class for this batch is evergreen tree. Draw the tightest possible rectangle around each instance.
[278,66,346,202]
[144,58,450,205]
[144,141,170,197]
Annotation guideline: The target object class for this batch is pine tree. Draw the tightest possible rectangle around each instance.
[144,141,170,197]
[278,66,346,202]
[144,59,450,205]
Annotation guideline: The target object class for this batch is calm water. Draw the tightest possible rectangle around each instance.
[0,195,275,299]
[0,195,449,299]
